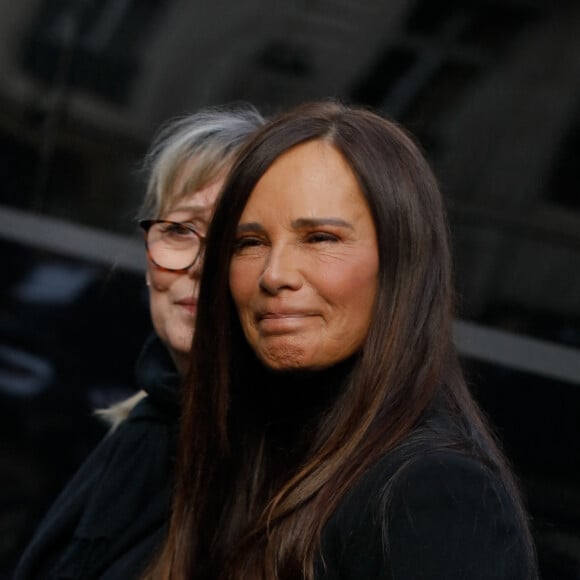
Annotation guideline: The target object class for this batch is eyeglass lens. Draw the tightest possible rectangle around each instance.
[146,222,202,270]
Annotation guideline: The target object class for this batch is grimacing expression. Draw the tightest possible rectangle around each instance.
[147,179,222,372]
[229,140,379,371]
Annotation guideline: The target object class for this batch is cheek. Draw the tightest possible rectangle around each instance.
[326,258,378,324]
[229,260,256,311]
[329,260,376,295]
[148,264,174,292]
[147,267,179,324]
[229,260,262,344]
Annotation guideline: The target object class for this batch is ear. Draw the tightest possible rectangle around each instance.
[146,272,151,287]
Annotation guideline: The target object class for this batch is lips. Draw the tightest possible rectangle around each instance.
[176,297,197,314]
[258,310,312,321]
[255,309,318,334]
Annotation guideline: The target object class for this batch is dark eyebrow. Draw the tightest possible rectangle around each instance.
[235,222,265,234]
[292,217,354,229]
[235,218,354,234]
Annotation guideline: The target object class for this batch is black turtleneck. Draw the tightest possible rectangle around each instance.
[135,332,180,417]
[229,354,357,457]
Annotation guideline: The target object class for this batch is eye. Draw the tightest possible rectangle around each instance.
[233,236,265,252]
[305,231,339,243]
[161,222,197,239]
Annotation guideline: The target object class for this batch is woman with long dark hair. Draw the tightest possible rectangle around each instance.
[148,101,537,579]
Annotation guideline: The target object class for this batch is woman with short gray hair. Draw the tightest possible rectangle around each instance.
[14,104,265,580]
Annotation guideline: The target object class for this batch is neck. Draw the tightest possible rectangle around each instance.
[238,355,358,431]
[169,349,189,377]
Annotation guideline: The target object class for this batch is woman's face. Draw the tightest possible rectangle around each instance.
[147,178,222,373]
[229,140,379,371]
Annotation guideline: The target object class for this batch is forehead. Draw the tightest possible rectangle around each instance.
[242,140,367,216]
[158,153,227,215]
[163,180,223,218]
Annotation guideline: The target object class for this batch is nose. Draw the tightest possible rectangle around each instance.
[259,245,302,295]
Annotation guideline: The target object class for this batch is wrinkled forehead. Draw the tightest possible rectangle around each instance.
[158,155,229,217]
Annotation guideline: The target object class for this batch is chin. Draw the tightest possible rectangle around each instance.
[258,345,316,372]
[167,331,194,356]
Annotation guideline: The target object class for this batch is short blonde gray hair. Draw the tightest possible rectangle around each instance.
[140,104,265,219]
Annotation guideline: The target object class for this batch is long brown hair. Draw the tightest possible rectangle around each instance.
[148,101,535,579]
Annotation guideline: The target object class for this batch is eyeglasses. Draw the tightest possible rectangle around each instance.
[139,220,206,272]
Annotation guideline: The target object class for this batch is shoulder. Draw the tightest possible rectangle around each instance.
[387,452,530,578]
[383,452,516,543]
[14,395,176,579]
[320,451,532,580]
[387,450,505,506]
[327,450,509,539]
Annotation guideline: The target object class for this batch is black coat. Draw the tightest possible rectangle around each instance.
[14,334,178,580]
[319,448,533,579]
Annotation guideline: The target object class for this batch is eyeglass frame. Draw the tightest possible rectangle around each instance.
[139,219,206,272]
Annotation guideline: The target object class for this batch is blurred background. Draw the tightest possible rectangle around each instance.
[1,0,579,577]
